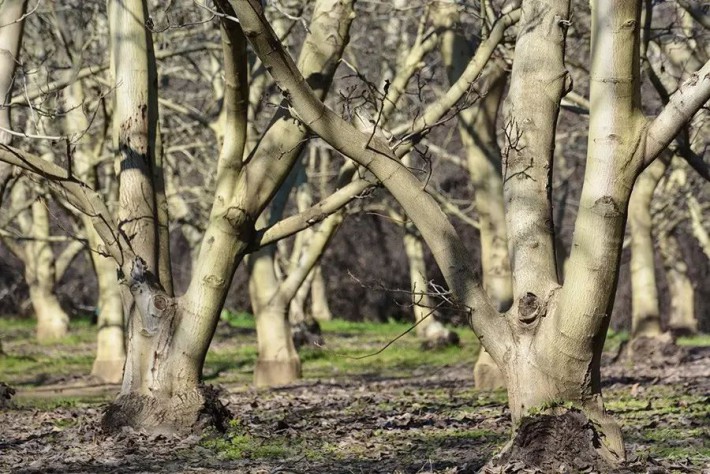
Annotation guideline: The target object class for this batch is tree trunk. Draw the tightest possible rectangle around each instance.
[437,5,512,389]
[659,232,697,335]
[402,222,458,349]
[629,159,666,339]
[90,249,126,383]
[13,183,70,342]
[310,265,332,322]
[249,245,302,387]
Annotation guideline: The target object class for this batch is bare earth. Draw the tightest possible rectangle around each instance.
[1,346,709,474]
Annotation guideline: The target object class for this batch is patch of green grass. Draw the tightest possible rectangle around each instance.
[14,394,111,410]
[202,419,298,460]
[296,318,480,380]
[603,329,629,353]
[220,311,255,330]
[677,333,710,347]
[1,353,94,378]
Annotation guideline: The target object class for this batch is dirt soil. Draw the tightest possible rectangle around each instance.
[1,318,709,473]
[1,350,709,474]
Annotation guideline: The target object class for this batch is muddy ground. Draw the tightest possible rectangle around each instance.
[1,319,709,473]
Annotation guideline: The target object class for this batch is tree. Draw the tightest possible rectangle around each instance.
[0,0,74,343]
[1,3,707,469]
[230,0,709,466]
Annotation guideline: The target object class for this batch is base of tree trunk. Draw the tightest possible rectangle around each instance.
[473,350,505,390]
[36,322,69,343]
[101,385,230,435]
[419,322,460,350]
[626,333,686,366]
[668,326,696,338]
[254,359,301,387]
[90,359,125,384]
[482,409,622,473]
[1,382,15,409]
[291,321,324,349]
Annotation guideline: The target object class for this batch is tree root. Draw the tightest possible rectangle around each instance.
[482,408,622,473]
[0,382,15,409]
[626,333,686,366]
[101,385,230,435]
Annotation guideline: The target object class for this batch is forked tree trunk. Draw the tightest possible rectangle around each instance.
[102,0,220,432]
[245,0,354,386]
[437,5,512,389]
[249,245,302,387]
[12,182,70,342]
[234,0,709,466]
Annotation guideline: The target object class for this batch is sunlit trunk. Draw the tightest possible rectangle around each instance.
[659,231,697,335]
[629,159,666,338]
[310,265,332,322]
[437,5,511,388]
[402,222,458,348]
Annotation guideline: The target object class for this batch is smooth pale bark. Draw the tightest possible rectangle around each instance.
[0,0,26,145]
[246,0,354,386]
[60,67,126,382]
[13,187,70,342]
[0,1,68,345]
[629,159,667,338]
[437,4,512,389]
[249,243,302,387]
[659,231,697,335]
[501,0,564,298]
[102,0,250,431]
[688,195,710,259]
[310,265,332,321]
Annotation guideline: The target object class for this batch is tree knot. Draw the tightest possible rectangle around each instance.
[518,292,542,324]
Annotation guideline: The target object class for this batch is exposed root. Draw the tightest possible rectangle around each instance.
[291,320,324,349]
[0,382,15,408]
[420,322,460,350]
[482,409,620,473]
[101,385,231,435]
[626,333,686,366]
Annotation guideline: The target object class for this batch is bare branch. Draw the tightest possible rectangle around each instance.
[644,60,710,164]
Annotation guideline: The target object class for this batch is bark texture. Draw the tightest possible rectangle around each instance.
[437,4,512,390]
[629,159,666,339]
